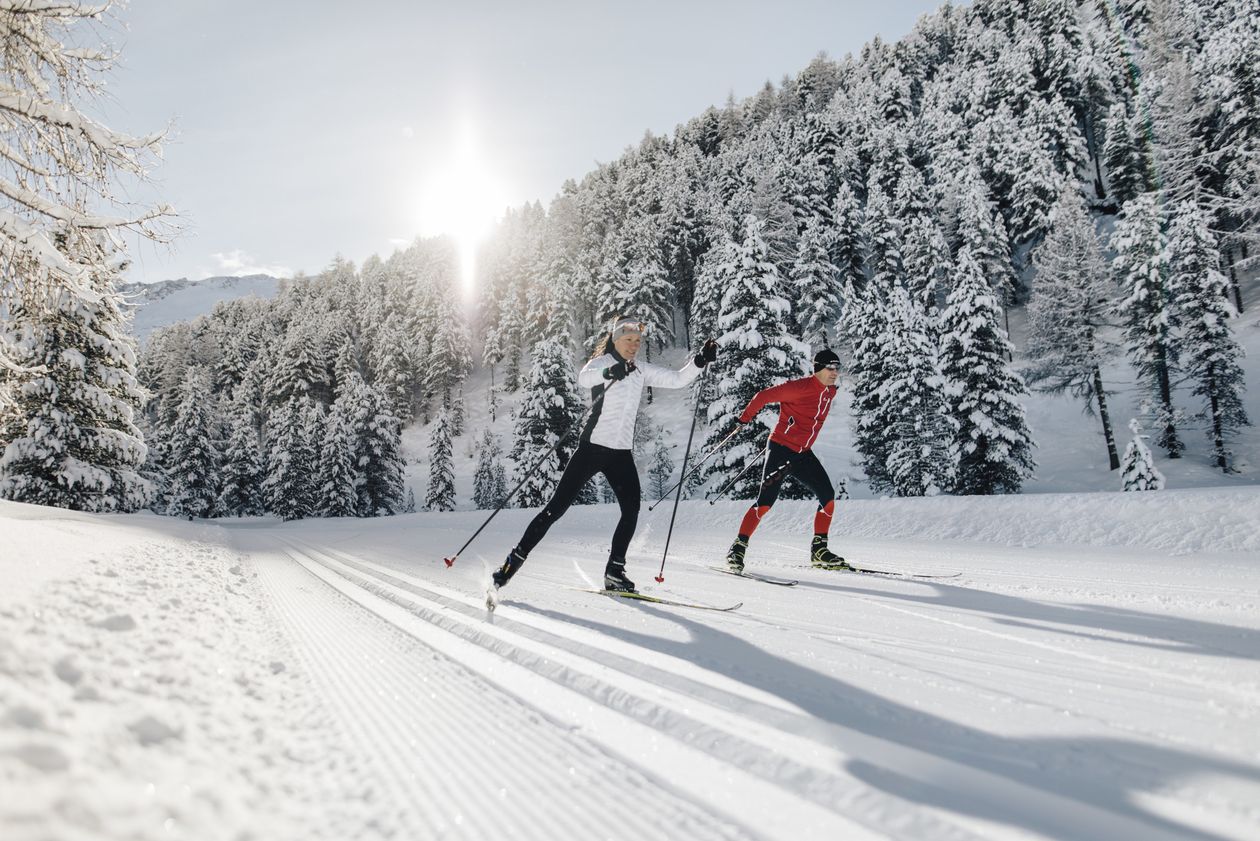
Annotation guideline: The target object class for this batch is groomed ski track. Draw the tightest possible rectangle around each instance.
[229,514,1260,841]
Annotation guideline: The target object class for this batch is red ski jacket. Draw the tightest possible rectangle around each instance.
[738,375,837,453]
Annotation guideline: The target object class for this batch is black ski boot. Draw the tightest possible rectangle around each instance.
[810,535,852,571]
[493,549,526,589]
[726,536,749,573]
[603,557,636,593]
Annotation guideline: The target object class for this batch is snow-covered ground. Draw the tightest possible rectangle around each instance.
[3,486,1259,840]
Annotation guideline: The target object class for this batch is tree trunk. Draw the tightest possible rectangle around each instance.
[1155,342,1183,458]
[1227,245,1245,314]
[1094,366,1121,471]
[1208,366,1228,472]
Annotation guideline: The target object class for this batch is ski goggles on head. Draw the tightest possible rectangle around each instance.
[610,317,649,341]
[819,362,841,372]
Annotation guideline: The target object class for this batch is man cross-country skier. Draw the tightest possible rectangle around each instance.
[725,348,852,572]
[494,315,718,593]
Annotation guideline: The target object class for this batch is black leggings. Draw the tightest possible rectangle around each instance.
[756,442,834,508]
[515,442,641,561]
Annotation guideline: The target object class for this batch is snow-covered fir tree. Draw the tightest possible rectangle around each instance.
[1120,418,1165,491]
[347,374,406,517]
[263,397,316,521]
[880,288,958,497]
[1166,199,1250,471]
[648,431,675,499]
[702,216,804,499]
[0,240,149,511]
[472,428,507,510]
[1026,188,1122,470]
[425,408,456,512]
[219,390,266,516]
[845,283,894,493]
[1111,192,1184,458]
[510,337,586,508]
[791,214,840,347]
[829,181,865,293]
[940,246,1036,495]
[165,371,221,520]
[317,396,359,518]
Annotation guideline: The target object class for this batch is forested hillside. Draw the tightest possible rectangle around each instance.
[63,0,1260,518]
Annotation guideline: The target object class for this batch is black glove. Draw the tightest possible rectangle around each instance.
[603,359,636,381]
[694,338,718,368]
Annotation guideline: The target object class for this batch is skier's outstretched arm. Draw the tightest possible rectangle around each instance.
[738,379,799,423]
[639,338,717,389]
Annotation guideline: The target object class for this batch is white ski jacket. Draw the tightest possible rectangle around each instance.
[577,353,701,450]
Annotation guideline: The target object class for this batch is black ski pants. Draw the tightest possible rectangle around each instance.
[515,442,641,562]
[756,442,834,508]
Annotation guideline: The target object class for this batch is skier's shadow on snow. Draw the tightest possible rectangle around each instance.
[792,575,1260,660]
[516,600,1258,841]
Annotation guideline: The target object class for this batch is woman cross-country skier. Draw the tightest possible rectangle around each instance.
[725,347,852,572]
[494,315,718,593]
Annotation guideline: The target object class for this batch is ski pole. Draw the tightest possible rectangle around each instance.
[443,386,609,568]
[706,436,774,505]
[654,373,708,583]
[646,424,740,512]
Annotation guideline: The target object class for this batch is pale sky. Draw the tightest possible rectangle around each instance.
[103,1,950,284]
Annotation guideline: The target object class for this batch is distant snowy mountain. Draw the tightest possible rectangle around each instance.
[118,274,282,343]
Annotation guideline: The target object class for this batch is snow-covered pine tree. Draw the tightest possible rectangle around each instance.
[1167,199,1250,471]
[702,216,804,499]
[845,283,894,494]
[1111,191,1184,458]
[791,214,840,347]
[269,325,327,407]
[263,397,316,521]
[428,290,473,432]
[955,165,1018,309]
[902,212,952,310]
[219,390,266,516]
[472,428,507,510]
[1120,418,1165,491]
[862,178,904,295]
[0,2,172,329]
[316,395,358,517]
[830,181,866,293]
[880,288,958,496]
[648,431,675,499]
[940,245,1036,495]
[509,337,585,508]
[348,375,406,517]
[1103,102,1153,208]
[425,408,456,512]
[368,315,417,424]
[0,238,149,511]
[1026,187,1123,470]
[165,371,221,520]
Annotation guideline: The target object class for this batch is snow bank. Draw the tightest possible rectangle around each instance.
[676,487,1260,556]
[0,502,382,840]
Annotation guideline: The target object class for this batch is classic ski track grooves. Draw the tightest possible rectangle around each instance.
[279,538,979,841]
[256,538,754,841]
[279,537,1230,841]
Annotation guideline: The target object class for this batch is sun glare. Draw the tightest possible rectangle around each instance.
[417,120,506,296]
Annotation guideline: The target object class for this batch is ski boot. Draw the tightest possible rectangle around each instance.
[810,535,852,571]
[603,557,637,593]
[726,536,749,573]
[493,549,527,589]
